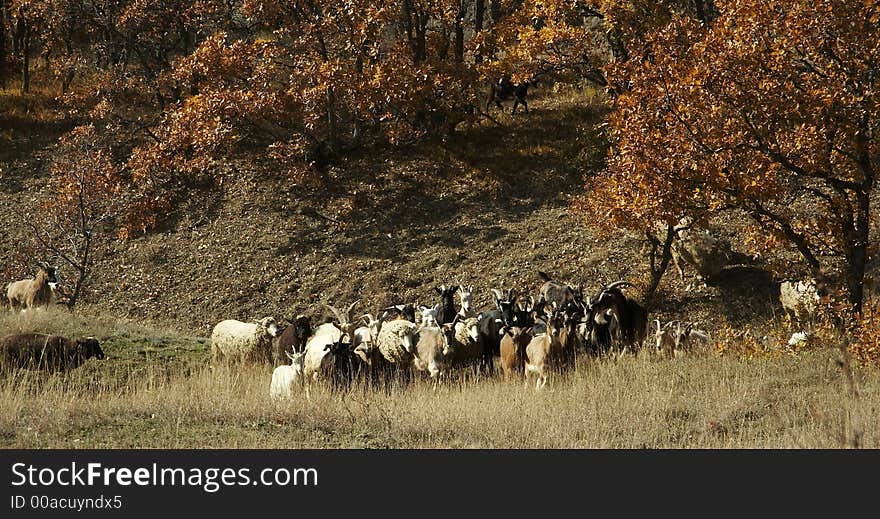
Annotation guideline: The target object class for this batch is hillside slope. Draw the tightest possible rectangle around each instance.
[1,87,782,338]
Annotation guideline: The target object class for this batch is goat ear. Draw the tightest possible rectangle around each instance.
[434,286,444,295]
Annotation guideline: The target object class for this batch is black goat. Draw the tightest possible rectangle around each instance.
[486,76,533,114]
[433,284,460,325]
[475,288,519,376]
[587,281,648,353]
[0,333,105,373]
[274,314,312,364]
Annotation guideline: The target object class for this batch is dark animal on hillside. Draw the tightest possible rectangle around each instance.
[6,263,59,311]
[0,333,105,374]
[433,284,460,325]
[588,308,617,355]
[486,77,533,114]
[322,338,367,391]
[476,289,519,376]
[274,314,313,364]
[587,281,648,353]
[537,271,583,310]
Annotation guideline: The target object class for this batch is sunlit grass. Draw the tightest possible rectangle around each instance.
[0,309,876,448]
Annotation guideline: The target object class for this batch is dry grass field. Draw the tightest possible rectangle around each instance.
[1,307,876,449]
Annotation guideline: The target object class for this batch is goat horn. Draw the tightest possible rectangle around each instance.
[345,300,360,322]
[322,302,347,324]
[606,281,634,291]
[490,289,504,301]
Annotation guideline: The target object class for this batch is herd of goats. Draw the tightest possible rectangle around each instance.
[243,272,715,398]
[1,247,824,395]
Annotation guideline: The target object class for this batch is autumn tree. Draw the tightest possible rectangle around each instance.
[13,125,124,307]
[579,0,879,314]
[3,0,625,238]
[476,0,609,86]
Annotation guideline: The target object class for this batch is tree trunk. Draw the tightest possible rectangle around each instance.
[693,0,717,24]
[645,224,676,305]
[67,264,87,309]
[0,0,6,89]
[454,0,465,62]
[20,28,27,93]
[489,0,500,25]
[474,0,484,63]
[15,6,27,93]
[847,123,875,315]
[402,0,426,63]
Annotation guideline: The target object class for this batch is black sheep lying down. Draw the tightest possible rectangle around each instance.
[0,333,105,374]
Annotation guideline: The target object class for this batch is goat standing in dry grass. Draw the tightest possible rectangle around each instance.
[6,263,59,311]
[500,326,532,380]
[654,320,711,358]
[525,309,567,389]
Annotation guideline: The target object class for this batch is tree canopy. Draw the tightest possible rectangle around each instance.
[578,0,878,312]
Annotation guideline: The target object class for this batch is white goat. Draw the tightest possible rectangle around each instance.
[654,319,711,358]
[412,325,452,380]
[302,322,344,383]
[269,352,305,401]
[779,279,822,329]
[457,285,477,319]
[418,303,441,327]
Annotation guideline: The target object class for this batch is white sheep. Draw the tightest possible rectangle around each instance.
[376,318,417,365]
[210,317,280,364]
[787,331,811,350]
[447,316,484,370]
[269,352,305,401]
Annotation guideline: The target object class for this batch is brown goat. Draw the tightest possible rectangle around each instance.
[6,263,59,311]
[524,312,566,389]
[500,326,532,380]
[273,314,312,364]
[0,332,105,374]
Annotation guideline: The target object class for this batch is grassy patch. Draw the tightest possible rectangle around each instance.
[0,310,875,448]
